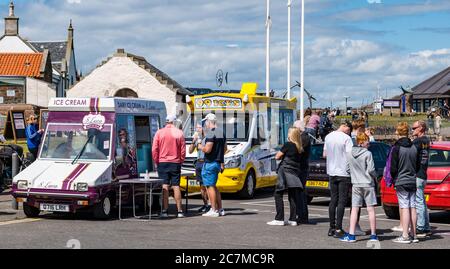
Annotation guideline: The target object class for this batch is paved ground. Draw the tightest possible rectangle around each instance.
[1,189,450,249]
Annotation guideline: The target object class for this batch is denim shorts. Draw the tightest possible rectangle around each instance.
[396,189,416,209]
[195,161,204,185]
[201,162,221,187]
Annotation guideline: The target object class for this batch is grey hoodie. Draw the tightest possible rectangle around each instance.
[346,146,377,187]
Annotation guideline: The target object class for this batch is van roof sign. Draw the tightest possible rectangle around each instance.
[49,97,166,114]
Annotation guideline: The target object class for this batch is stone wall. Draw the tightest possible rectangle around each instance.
[0,85,25,104]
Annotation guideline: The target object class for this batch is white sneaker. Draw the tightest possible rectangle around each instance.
[219,209,226,216]
[287,221,298,226]
[202,209,219,217]
[266,220,286,226]
[177,212,185,218]
[355,224,366,236]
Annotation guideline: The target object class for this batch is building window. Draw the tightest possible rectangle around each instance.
[413,99,421,112]
[423,99,431,112]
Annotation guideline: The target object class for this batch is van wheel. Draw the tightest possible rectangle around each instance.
[23,203,40,218]
[93,194,113,220]
[238,171,256,199]
[383,204,400,219]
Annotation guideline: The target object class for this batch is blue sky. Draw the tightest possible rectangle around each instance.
[2,0,450,108]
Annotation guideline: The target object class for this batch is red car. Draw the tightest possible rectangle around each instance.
[381,141,450,219]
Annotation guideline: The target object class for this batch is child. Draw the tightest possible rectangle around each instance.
[341,132,378,242]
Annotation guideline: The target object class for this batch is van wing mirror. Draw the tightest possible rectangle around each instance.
[251,138,260,146]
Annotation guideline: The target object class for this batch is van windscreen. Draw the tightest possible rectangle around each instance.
[40,124,112,161]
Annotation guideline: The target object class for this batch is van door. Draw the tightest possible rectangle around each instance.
[253,113,273,187]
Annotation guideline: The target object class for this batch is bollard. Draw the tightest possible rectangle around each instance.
[12,152,19,178]
[11,153,19,210]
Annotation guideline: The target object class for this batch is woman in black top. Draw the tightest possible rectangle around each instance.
[267,127,305,226]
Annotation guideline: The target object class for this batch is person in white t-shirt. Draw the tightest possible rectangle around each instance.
[323,121,353,238]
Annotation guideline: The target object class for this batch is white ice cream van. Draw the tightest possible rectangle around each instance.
[12,97,166,219]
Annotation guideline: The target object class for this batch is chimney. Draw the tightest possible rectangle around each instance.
[4,1,19,36]
[68,19,73,40]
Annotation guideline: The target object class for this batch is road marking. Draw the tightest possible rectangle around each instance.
[0,218,41,226]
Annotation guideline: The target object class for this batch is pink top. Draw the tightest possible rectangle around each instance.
[152,124,186,165]
[306,114,321,129]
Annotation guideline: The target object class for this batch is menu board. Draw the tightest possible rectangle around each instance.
[11,112,26,139]
[40,110,49,130]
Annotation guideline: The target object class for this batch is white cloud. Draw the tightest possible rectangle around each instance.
[67,0,81,4]
[4,0,450,108]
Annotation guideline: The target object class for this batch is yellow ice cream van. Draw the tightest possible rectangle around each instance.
[181,83,297,198]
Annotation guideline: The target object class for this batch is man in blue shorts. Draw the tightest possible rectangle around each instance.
[198,113,227,217]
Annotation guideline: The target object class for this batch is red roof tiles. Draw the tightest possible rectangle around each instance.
[0,53,43,77]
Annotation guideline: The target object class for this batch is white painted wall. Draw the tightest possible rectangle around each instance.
[67,56,183,116]
[26,77,56,107]
[0,36,34,52]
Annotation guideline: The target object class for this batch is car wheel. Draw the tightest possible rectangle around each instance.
[93,194,113,220]
[238,171,256,199]
[23,203,40,218]
[383,204,400,219]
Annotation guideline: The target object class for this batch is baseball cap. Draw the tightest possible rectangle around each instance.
[166,115,177,123]
[203,113,217,122]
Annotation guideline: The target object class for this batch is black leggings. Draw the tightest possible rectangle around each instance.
[28,148,39,162]
[274,188,301,222]
[329,176,351,230]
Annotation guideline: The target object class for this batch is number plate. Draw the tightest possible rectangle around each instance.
[188,180,200,187]
[306,180,329,188]
[425,194,430,202]
[40,203,70,212]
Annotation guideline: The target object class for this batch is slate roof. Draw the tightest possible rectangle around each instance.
[0,53,43,77]
[30,41,67,72]
[412,66,450,99]
[93,49,192,96]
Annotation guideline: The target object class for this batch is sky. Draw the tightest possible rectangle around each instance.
[2,0,450,108]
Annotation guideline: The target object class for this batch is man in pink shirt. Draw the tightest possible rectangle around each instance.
[152,115,186,218]
[305,110,321,143]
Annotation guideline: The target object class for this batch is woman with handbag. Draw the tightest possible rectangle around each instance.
[267,127,305,226]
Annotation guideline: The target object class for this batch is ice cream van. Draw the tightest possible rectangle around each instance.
[11,97,166,219]
[181,83,296,198]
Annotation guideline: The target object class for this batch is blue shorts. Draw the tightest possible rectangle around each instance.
[201,162,221,187]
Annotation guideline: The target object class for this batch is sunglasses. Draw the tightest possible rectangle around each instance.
[412,127,419,131]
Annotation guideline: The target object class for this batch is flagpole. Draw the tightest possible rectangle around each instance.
[300,0,305,121]
[266,0,271,97]
[287,0,292,99]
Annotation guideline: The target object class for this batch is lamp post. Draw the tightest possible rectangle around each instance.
[344,96,350,115]
[287,0,292,99]
[266,0,271,97]
[299,0,305,121]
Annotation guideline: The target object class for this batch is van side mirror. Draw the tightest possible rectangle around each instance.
[252,138,260,146]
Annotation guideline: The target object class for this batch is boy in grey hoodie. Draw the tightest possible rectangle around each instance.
[341,133,378,243]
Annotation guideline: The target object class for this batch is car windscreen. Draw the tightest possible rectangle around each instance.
[429,149,450,167]
[310,144,324,161]
[40,124,112,161]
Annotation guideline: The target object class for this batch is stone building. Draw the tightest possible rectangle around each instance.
[68,49,192,119]
[0,1,78,97]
